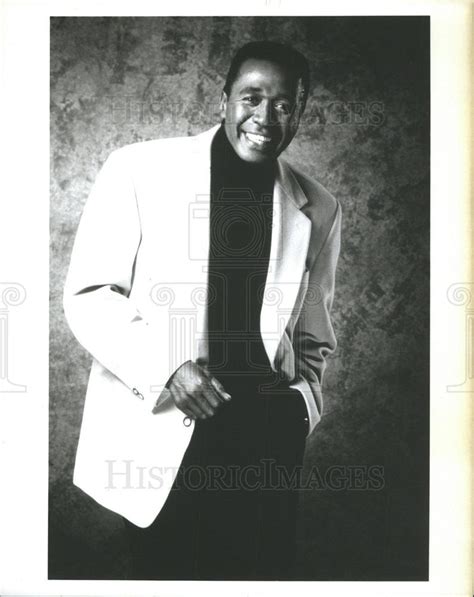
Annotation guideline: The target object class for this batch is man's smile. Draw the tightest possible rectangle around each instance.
[242,130,275,151]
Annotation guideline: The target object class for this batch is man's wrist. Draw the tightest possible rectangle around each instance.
[164,360,192,389]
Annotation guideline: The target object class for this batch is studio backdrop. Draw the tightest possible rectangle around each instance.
[49,15,429,580]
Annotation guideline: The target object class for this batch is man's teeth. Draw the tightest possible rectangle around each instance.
[245,132,271,145]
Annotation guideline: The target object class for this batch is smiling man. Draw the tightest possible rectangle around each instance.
[64,40,342,580]
[220,56,304,162]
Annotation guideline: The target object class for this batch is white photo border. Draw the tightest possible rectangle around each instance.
[0,0,471,595]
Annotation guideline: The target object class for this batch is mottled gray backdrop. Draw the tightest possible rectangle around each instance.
[50,16,430,580]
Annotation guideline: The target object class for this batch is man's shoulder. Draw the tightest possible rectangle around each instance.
[110,131,197,162]
[104,126,219,174]
[283,159,340,223]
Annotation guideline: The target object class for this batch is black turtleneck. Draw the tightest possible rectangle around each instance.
[207,124,282,392]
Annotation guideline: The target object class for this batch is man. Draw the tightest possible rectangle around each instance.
[63,41,342,580]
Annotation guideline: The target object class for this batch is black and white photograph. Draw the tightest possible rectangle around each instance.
[49,16,429,581]
[0,2,471,596]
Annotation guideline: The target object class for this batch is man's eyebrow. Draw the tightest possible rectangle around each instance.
[237,86,293,100]
[238,86,263,95]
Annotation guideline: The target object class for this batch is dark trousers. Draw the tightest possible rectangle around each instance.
[123,382,308,580]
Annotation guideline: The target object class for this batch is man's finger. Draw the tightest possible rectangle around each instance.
[192,390,216,417]
[201,382,221,409]
[209,376,232,402]
[177,403,196,420]
[182,408,197,421]
[185,392,210,419]
[198,364,232,402]
[170,384,204,419]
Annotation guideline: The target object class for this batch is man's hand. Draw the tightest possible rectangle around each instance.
[167,360,231,420]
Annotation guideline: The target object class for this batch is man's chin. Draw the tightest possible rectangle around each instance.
[235,139,278,164]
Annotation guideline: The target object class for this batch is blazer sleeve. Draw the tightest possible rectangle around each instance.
[289,199,342,436]
[63,149,171,412]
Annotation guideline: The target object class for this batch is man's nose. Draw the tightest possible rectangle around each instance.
[252,99,273,127]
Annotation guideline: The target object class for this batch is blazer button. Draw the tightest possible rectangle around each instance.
[132,387,144,400]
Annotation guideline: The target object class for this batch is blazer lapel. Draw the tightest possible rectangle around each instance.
[260,158,312,370]
[185,125,219,362]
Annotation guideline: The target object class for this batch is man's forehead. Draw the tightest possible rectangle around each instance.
[233,58,298,94]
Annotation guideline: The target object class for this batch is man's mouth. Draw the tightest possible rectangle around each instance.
[243,131,274,149]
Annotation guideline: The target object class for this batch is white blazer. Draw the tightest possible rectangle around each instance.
[63,124,342,527]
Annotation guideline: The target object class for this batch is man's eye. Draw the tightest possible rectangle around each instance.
[242,96,259,106]
[274,102,292,114]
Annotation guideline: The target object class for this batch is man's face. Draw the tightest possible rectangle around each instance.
[220,58,304,164]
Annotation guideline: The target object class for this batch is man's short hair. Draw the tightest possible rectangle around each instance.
[223,40,310,112]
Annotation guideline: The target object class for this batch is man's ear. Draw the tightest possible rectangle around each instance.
[219,90,228,120]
